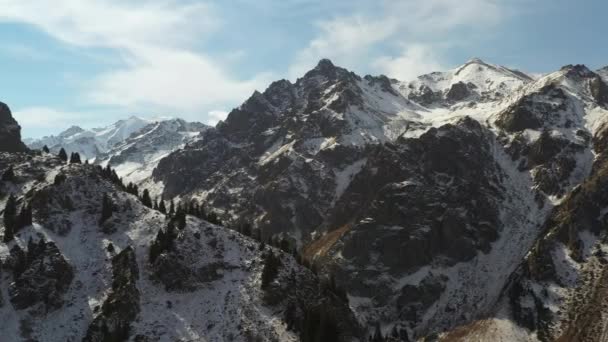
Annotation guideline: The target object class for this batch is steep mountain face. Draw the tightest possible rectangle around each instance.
[154,59,422,239]
[0,124,360,341]
[151,58,608,340]
[0,102,27,153]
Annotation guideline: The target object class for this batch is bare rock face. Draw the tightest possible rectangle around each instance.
[7,240,74,313]
[84,246,140,342]
[0,102,27,153]
[314,117,505,328]
[446,81,472,102]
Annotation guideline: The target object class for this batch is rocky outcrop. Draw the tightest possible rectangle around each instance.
[308,118,506,331]
[84,246,140,342]
[6,239,74,313]
[0,102,27,153]
[446,81,472,102]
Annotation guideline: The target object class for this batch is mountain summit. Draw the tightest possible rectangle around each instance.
[3,57,608,341]
[151,58,608,340]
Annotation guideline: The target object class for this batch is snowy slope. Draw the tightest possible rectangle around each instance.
[96,119,208,185]
[0,152,360,342]
[396,58,532,108]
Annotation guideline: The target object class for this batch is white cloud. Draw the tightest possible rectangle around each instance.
[288,15,399,79]
[373,45,445,82]
[88,46,273,113]
[0,0,269,122]
[289,0,509,80]
[12,107,96,137]
[0,0,218,49]
[206,110,229,126]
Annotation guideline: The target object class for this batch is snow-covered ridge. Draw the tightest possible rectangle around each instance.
[27,116,156,160]
[96,118,209,185]
[27,116,208,186]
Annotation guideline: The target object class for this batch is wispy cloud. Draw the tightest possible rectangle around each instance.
[0,0,271,120]
[289,0,511,80]
[373,44,445,82]
[12,106,99,137]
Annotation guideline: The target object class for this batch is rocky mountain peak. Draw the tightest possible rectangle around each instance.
[560,63,596,79]
[301,58,359,84]
[0,101,28,153]
[58,125,85,138]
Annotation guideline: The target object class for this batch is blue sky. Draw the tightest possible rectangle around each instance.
[0,0,606,138]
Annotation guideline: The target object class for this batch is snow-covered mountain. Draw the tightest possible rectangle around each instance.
[96,119,209,185]
[5,57,608,341]
[150,58,608,340]
[27,116,208,186]
[27,116,155,160]
[0,109,360,341]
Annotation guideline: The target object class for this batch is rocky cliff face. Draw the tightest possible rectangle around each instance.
[150,58,608,340]
[0,102,27,153]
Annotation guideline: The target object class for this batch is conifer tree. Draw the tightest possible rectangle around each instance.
[99,193,113,225]
[153,199,159,210]
[159,200,167,214]
[175,210,187,230]
[16,203,32,231]
[2,166,15,181]
[241,223,252,237]
[58,148,68,162]
[169,200,175,216]
[3,194,17,242]
[141,189,153,208]
[42,145,50,153]
[69,152,82,164]
[261,251,281,290]
[54,173,67,185]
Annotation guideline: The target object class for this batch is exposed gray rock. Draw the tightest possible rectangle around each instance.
[7,240,74,313]
[84,246,140,342]
[446,81,471,102]
[397,274,448,323]
[0,102,27,153]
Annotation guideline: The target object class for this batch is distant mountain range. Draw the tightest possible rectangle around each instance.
[2,57,608,341]
[25,117,208,185]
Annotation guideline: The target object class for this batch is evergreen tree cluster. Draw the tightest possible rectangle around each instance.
[261,250,282,290]
[149,221,178,263]
[282,301,342,342]
[42,145,50,153]
[58,148,68,162]
[11,237,49,279]
[321,274,349,303]
[54,173,67,185]
[98,165,122,186]
[299,305,341,342]
[125,182,139,197]
[99,193,114,225]
[69,152,82,164]
[3,194,33,242]
[141,189,153,208]
[2,166,15,182]
[367,323,411,342]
